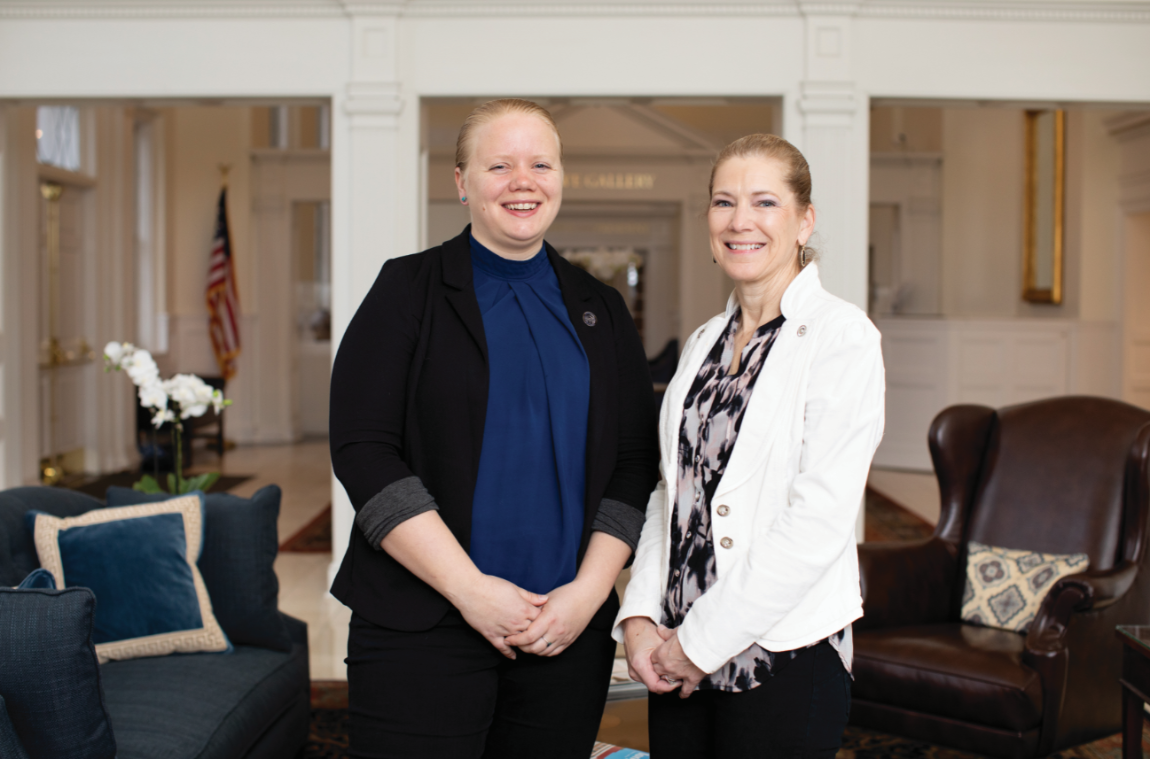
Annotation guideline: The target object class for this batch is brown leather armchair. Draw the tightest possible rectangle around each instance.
[853,397,1150,759]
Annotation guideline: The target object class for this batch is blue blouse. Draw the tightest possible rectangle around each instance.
[467,236,591,595]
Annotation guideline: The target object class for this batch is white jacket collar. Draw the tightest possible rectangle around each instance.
[723,262,821,321]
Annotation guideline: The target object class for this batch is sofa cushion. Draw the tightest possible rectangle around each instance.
[853,623,1043,732]
[0,587,117,759]
[0,487,104,587]
[101,639,309,759]
[0,694,32,759]
[106,485,291,652]
[28,495,231,663]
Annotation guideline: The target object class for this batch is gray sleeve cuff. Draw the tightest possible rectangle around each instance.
[591,498,645,552]
[355,476,439,550]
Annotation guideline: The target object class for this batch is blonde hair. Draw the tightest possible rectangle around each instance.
[708,133,812,209]
[454,98,563,174]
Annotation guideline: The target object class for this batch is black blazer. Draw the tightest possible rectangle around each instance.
[329,227,660,631]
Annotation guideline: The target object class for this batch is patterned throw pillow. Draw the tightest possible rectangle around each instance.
[961,541,1089,633]
[27,494,231,663]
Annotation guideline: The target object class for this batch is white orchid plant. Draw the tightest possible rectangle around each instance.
[104,341,231,495]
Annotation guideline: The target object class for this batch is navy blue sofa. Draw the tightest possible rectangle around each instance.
[0,486,310,759]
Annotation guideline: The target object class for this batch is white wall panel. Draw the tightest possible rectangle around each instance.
[0,18,349,99]
[400,16,806,97]
[876,317,1118,472]
[857,16,1150,102]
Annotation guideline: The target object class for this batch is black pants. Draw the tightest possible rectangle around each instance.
[346,606,617,759]
[647,640,851,759]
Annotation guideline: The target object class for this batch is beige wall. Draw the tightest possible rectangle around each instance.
[165,107,252,318]
[937,107,1122,321]
[1076,110,1123,323]
[940,107,1029,317]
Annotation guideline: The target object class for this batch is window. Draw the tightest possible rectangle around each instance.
[36,106,81,172]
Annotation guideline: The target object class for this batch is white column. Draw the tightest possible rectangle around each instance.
[785,2,869,311]
[786,4,870,541]
[329,11,405,585]
[88,106,138,475]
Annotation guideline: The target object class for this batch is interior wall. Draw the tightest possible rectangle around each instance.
[163,106,252,375]
[940,108,1030,318]
[937,106,1123,323]
[0,106,41,487]
[0,104,140,484]
[875,104,1128,469]
[1077,110,1123,324]
[1123,211,1150,409]
[871,107,942,153]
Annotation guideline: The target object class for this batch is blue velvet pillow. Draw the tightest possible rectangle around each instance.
[27,494,231,663]
[0,587,117,759]
[106,485,291,652]
[15,568,55,590]
[0,694,32,759]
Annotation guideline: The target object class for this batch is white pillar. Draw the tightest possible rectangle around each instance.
[329,11,406,586]
[786,2,870,311]
[787,3,871,541]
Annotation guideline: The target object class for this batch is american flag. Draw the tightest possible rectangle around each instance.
[206,188,241,380]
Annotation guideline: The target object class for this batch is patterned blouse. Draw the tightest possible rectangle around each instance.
[661,308,850,692]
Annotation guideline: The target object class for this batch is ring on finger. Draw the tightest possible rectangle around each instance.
[542,637,553,647]
[662,675,680,684]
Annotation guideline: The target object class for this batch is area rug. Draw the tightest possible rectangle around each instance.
[864,486,935,542]
[281,504,332,553]
[838,724,1148,759]
[64,471,252,499]
[299,703,1150,759]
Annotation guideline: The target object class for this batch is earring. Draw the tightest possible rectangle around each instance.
[712,255,716,264]
[461,196,467,204]
[800,245,810,268]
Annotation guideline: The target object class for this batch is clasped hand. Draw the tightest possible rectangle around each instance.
[455,575,599,660]
[504,580,600,658]
[623,617,707,698]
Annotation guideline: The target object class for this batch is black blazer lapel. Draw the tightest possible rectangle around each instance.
[441,226,489,365]
[548,244,614,497]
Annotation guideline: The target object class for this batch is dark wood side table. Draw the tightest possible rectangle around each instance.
[1116,626,1150,759]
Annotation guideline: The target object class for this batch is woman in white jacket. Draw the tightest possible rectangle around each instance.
[615,134,885,759]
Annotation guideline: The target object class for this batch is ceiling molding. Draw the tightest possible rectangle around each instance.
[0,1,351,19]
[1,0,1149,21]
[399,2,797,17]
[857,2,1150,22]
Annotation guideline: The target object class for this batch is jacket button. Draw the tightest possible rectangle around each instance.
[720,537,733,549]
[797,325,807,337]
[716,505,730,517]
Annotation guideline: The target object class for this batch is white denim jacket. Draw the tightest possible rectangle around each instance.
[612,263,886,675]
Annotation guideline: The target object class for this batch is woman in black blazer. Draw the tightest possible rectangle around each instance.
[329,98,660,759]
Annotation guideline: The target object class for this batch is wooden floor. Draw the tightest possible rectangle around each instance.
[598,699,649,752]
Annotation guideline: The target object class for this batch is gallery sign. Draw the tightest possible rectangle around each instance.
[563,173,655,190]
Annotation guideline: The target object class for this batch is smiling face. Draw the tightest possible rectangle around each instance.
[708,155,815,289]
[454,112,563,260]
